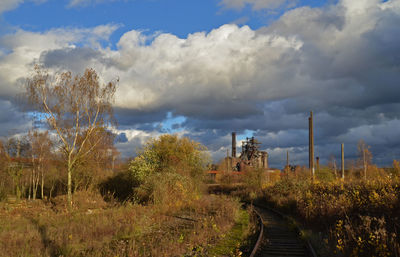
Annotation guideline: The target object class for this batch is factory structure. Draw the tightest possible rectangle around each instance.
[206,132,282,183]
[225,132,269,172]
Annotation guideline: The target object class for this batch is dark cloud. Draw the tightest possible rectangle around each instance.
[40,47,102,73]
[0,99,31,137]
[115,108,167,127]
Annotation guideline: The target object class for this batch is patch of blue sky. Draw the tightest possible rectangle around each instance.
[237,129,254,143]
[26,111,49,129]
[298,0,338,8]
[26,111,48,120]
[159,111,186,133]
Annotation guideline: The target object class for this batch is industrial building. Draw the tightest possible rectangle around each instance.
[227,132,268,172]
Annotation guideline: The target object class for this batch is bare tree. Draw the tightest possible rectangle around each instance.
[4,137,31,199]
[357,139,372,180]
[25,66,117,206]
[28,130,53,199]
[73,128,119,191]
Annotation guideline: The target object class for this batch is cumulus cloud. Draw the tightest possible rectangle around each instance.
[1,0,400,166]
[110,24,303,115]
[0,24,119,99]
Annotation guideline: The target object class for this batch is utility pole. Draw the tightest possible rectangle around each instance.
[341,143,345,181]
[309,117,311,172]
[309,111,314,180]
[286,150,289,168]
[286,150,290,175]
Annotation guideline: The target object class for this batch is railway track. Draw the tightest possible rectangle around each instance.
[250,205,317,257]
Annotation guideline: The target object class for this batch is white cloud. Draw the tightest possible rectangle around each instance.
[0,0,23,14]
[0,24,119,97]
[110,24,302,113]
[0,0,47,14]
[113,128,161,158]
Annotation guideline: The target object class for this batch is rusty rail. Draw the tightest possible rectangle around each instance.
[249,208,264,257]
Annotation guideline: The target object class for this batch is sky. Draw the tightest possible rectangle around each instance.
[0,0,399,168]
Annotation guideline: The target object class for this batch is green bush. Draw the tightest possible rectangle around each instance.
[316,166,336,182]
[128,134,210,183]
[135,172,199,207]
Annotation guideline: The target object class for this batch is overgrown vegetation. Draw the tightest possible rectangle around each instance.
[0,131,252,256]
[0,68,253,256]
[0,132,251,256]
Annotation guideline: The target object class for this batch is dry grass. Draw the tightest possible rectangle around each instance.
[0,191,243,257]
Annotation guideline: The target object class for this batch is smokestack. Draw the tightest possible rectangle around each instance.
[232,132,236,158]
[286,150,289,173]
[262,152,268,169]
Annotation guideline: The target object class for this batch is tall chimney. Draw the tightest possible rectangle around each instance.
[232,132,236,158]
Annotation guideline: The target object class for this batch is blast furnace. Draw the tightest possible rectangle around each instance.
[229,132,268,171]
